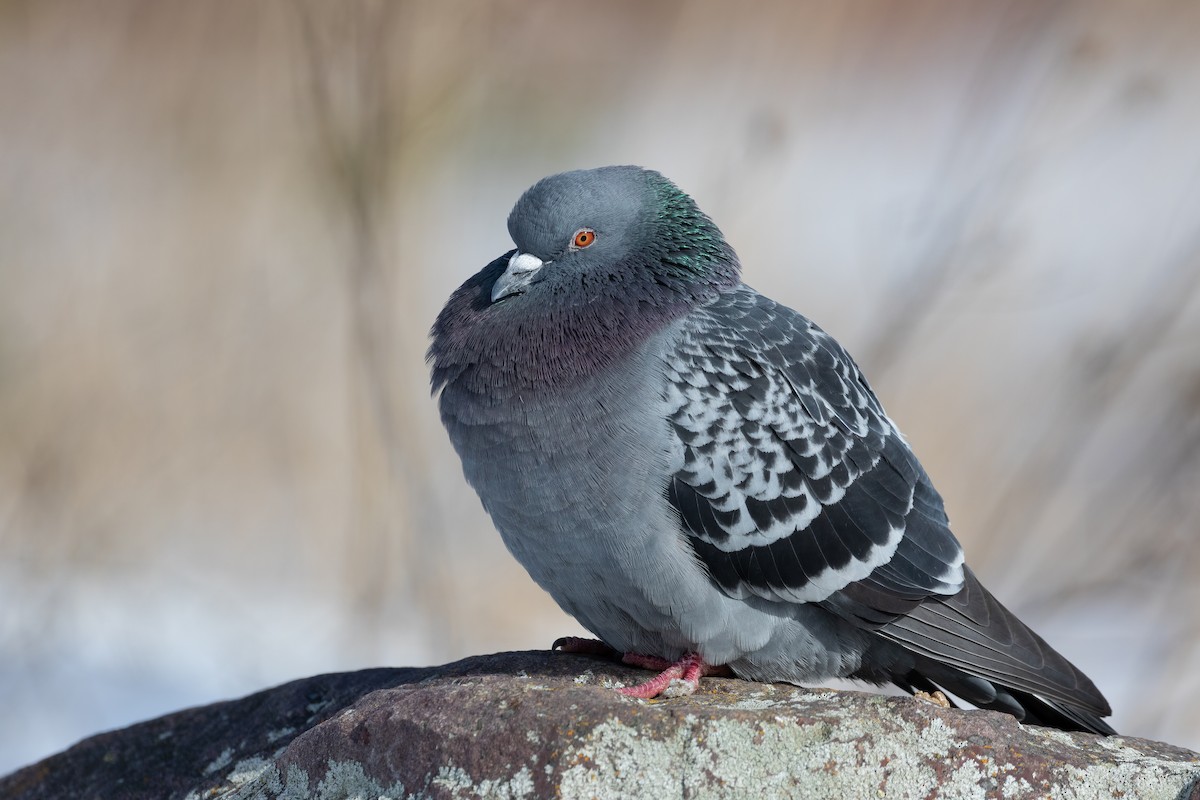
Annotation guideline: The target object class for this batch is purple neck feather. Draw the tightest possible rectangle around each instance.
[430,255,735,397]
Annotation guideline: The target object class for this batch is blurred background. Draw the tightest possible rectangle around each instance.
[2,0,1198,773]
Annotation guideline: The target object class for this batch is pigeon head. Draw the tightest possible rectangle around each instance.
[430,167,741,393]
[491,166,740,305]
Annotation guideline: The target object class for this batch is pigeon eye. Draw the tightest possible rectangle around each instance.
[572,229,596,249]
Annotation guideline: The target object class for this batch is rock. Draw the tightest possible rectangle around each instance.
[2,651,1197,800]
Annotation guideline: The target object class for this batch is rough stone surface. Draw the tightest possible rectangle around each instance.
[2,651,1197,800]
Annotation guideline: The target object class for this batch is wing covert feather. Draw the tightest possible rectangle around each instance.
[663,287,963,609]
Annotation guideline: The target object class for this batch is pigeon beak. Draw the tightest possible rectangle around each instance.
[491,251,545,303]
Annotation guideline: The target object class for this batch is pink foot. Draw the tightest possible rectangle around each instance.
[617,651,730,699]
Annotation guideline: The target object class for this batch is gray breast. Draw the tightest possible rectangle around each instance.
[437,324,701,649]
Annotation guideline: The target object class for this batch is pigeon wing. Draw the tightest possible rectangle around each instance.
[665,287,1112,731]
[664,286,963,610]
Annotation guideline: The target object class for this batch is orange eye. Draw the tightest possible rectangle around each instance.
[573,229,596,248]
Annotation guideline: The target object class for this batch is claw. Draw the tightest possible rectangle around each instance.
[552,636,619,657]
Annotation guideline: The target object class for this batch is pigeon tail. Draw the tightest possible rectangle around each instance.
[875,568,1116,736]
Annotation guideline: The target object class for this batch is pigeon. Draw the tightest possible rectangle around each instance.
[428,165,1115,735]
